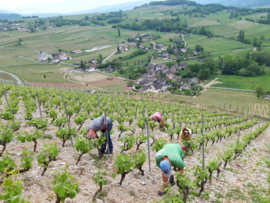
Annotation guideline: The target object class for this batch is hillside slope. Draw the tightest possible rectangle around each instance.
[194,0,270,8]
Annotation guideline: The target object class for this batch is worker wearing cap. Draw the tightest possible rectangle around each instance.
[87,114,113,155]
[150,112,165,129]
[179,127,193,149]
[155,138,185,195]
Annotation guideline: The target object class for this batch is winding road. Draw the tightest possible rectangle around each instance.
[0,70,23,85]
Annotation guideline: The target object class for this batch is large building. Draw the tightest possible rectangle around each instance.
[38,52,53,62]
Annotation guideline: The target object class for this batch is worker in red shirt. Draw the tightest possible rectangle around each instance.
[150,112,165,129]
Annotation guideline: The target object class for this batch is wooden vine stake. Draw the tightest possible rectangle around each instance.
[64,103,73,146]
[143,107,151,174]
[202,108,205,169]
[104,110,110,158]
[1,83,12,114]
[36,91,45,137]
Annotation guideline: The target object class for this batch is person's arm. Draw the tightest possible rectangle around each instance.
[161,118,165,128]
[179,133,183,147]
[179,168,184,175]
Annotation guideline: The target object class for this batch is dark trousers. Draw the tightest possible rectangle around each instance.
[101,122,113,153]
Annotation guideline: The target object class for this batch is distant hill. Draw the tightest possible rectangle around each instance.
[0,13,22,20]
[69,0,153,15]
[194,0,270,8]
[20,13,66,18]
[0,10,13,14]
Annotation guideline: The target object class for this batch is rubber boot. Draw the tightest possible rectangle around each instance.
[158,183,169,196]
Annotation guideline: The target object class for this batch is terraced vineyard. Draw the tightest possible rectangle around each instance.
[195,89,270,117]
[0,84,269,203]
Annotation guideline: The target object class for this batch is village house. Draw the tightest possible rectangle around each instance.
[147,35,155,40]
[137,78,144,84]
[173,49,179,54]
[159,76,169,84]
[163,52,169,57]
[85,65,98,72]
[129,42,136,46]
[72,50,82,54]
[192,50,198,55]
[152,82,167,92]
[148,70,155,77]
[181,48,187,53]
[38,52,53,62]
[179,62,188,69]
[163,52,169,59]
[59,52,69,61]
[123,86,134,91]
[166,82,172,87]
[138,44,145,49]
[157,43,164,49]
[52,57,60,63]
[88,59,96,64]
[180,83,190,90]
[161,66,169,74]
[138,86,150,93]
[105,67,113,73]
[141,79,153,86]
[150,42,156,49]
[167,74,174,80]
[121,46,128,52]
[189,77,199,85]
[172,75,180,81]
[161,46,168,51]
[141,73,149,79]
[155,63,165,71]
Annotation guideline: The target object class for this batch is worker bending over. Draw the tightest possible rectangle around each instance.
[179,127,192,148]
[155,134,185,195]
[150,112,165,129]
[87,114,113,155]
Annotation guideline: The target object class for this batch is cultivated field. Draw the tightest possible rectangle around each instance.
[195,88,270,117]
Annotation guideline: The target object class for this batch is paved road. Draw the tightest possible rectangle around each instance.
[0,70,23,85]
[102,50,117,64]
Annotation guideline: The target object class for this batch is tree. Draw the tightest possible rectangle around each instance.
[204,58,217,74]
[176,58,181,65]
[118,27,121,37]
[238,30,245,42]
[127,80,134,86]
[195,44,204,52]
[255,86,264,96]
[97,53,103,64]
[84,16,89,20]
[198,68,210,80]
[117,45,120,53]
[115,60,122,72]
[80,60,86,71]
[260,35,265,41]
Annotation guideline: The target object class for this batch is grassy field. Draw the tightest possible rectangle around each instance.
[210,68,270,91]
[0,73,16,81]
